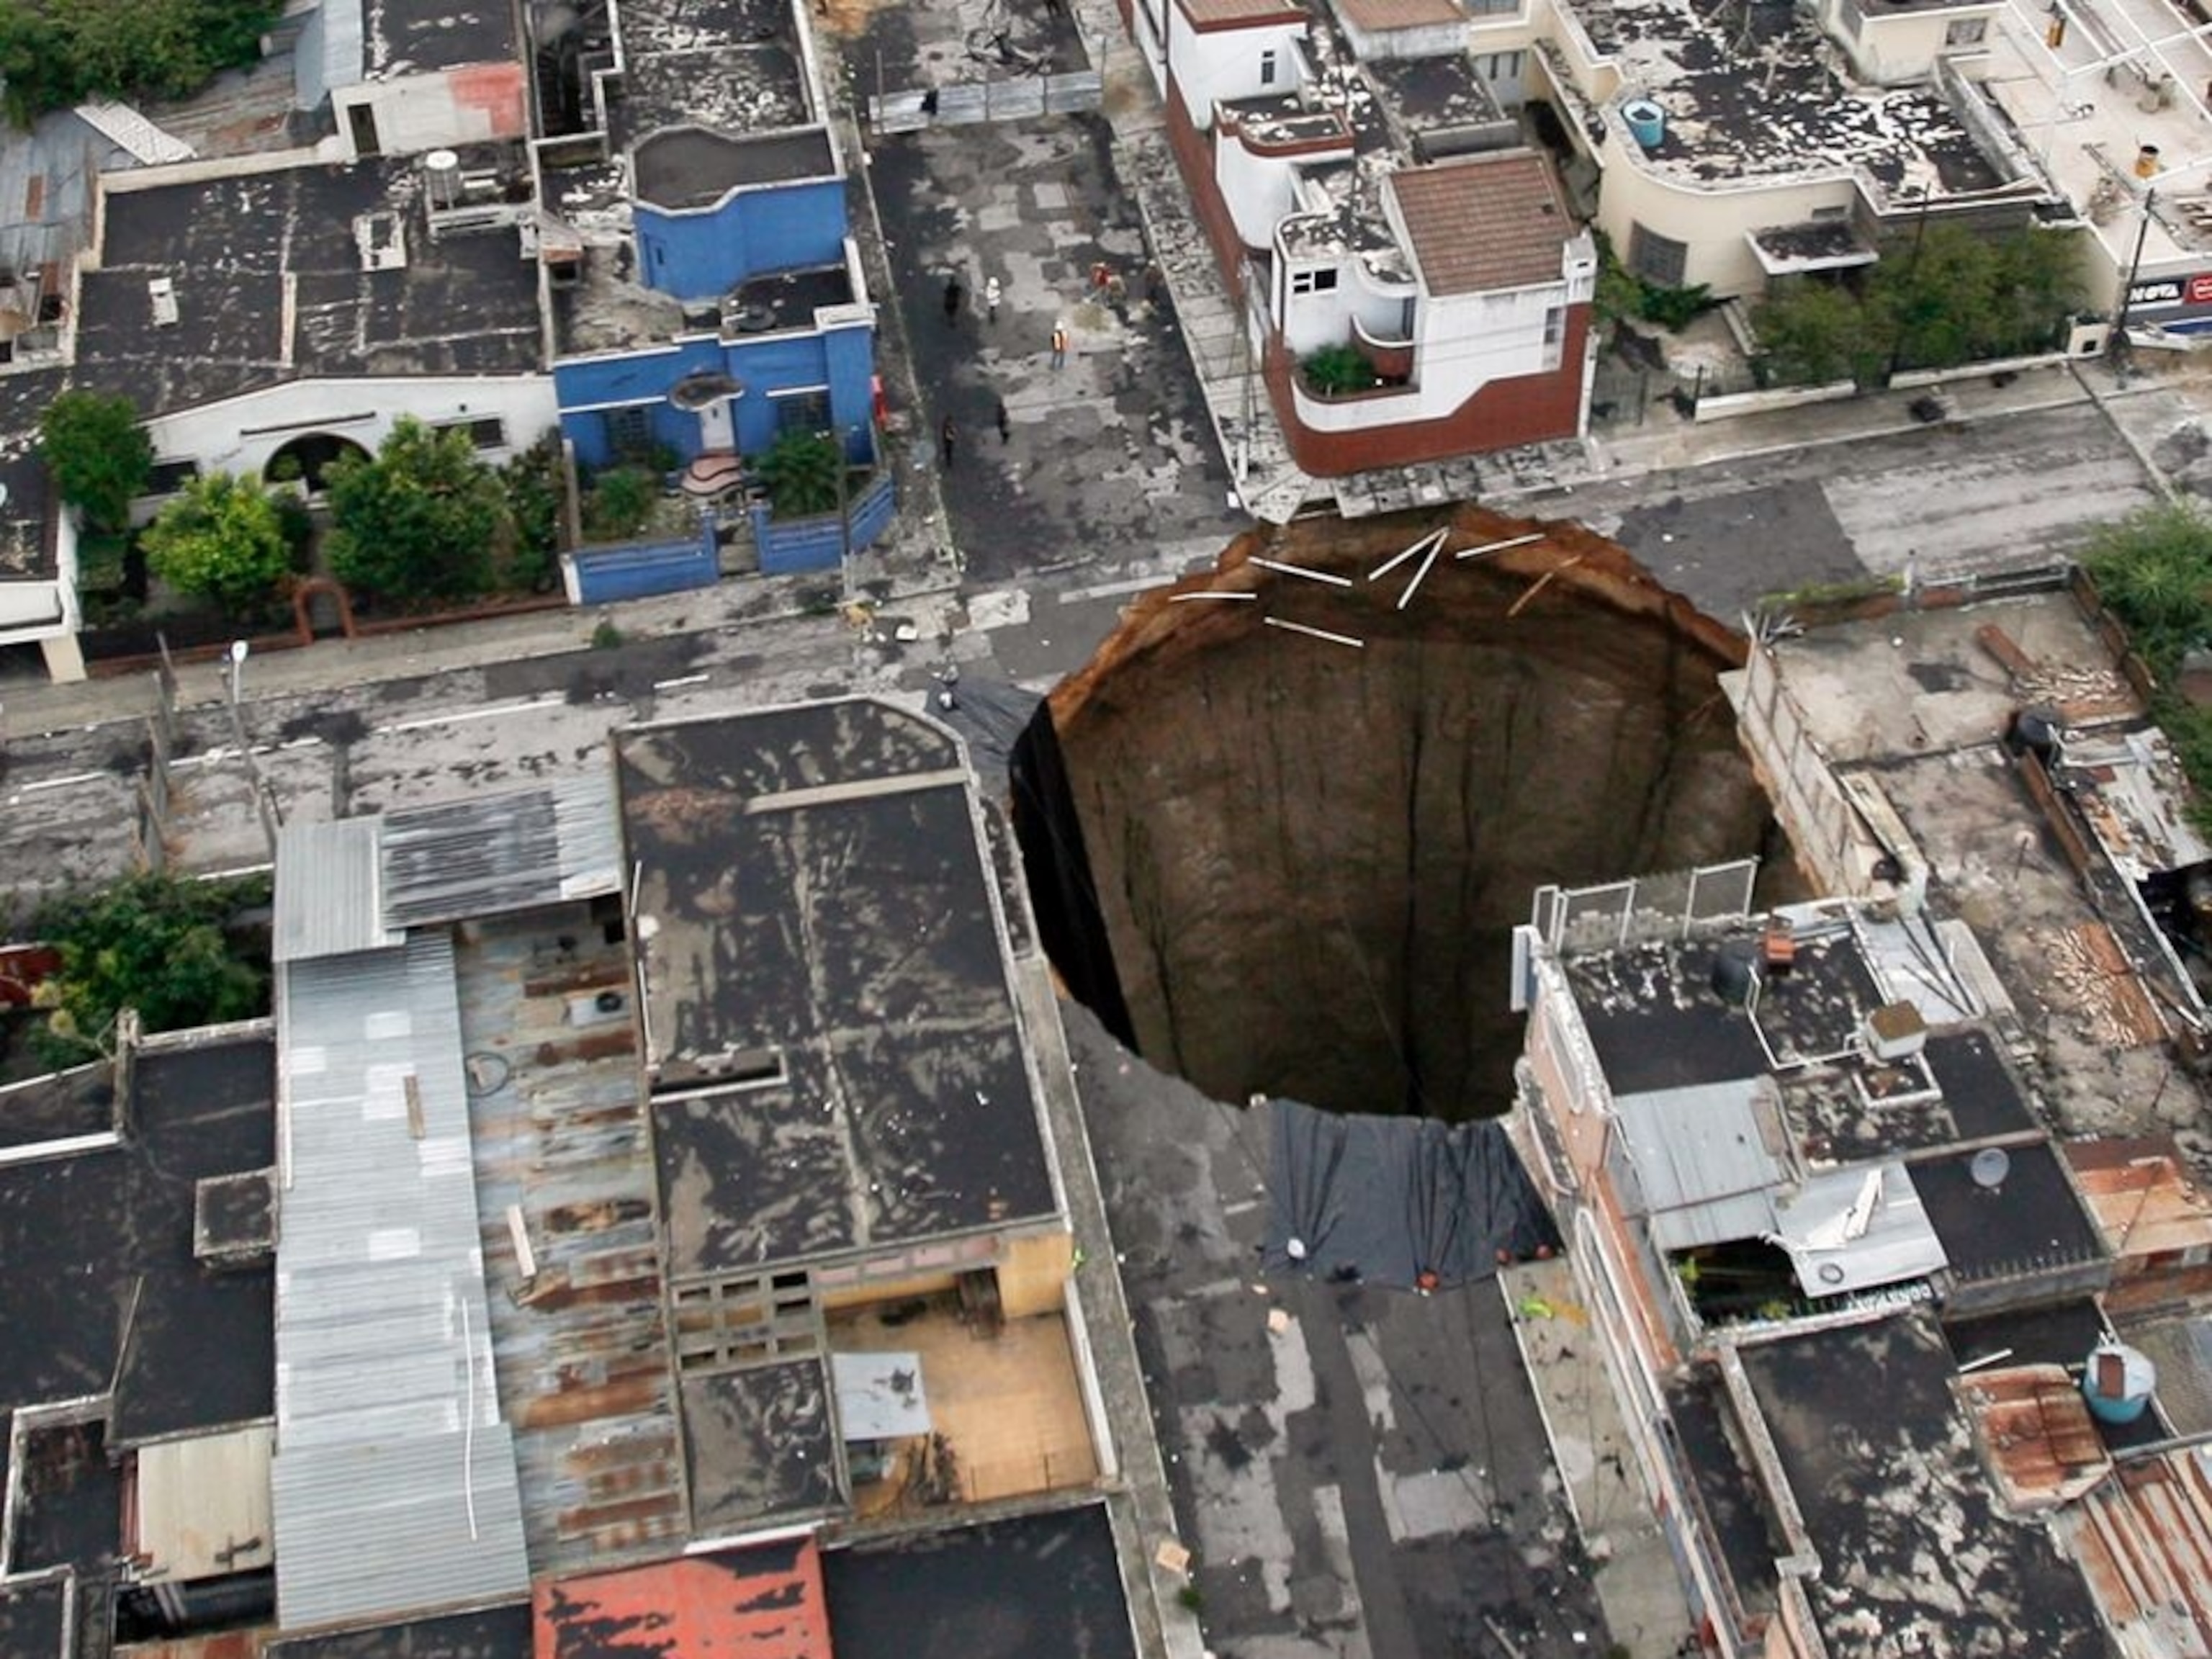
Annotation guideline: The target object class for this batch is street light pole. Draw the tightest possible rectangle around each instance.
[226,640,281,857]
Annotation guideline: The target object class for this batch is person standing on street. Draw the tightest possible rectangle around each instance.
[985,275,1002,323]
[1050,320,1068,369]
[940,415,957,469]
[995,399,1011,444]
[943,274,964,325]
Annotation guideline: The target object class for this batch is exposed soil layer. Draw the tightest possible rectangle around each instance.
[1038,507,1777,1120]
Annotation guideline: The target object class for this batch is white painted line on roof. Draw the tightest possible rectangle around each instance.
[1168,591,1257,603]
[1251,556,1353,588]
[377,694,565,736]
[652,673,710,691]
[1058,573,1178,603]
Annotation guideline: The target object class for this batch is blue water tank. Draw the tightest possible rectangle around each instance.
[1621,99,1666,150]
[2082,1342,2157,1425]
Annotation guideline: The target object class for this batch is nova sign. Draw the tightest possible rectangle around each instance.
[2128,271,2212,310]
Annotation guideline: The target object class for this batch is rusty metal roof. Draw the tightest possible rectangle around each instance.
[2066,1137,2212,1262]
[1954,1364,2110,1515]
[2061,1449,2212,1659]
[1386,151,1572,297]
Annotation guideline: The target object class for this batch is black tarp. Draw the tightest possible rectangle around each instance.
[1262,1097,1559,1290]
[1007,692,1136,1048]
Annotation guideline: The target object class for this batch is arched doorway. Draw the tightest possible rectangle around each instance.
[264,433,370,493]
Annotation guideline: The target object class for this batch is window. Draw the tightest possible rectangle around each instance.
[1260,48,1278,86]
[1542,305,1565,369]
[773,388,830,433]
[1465,0,1521,16]
[436,416,507,450]
[1627,223,1688,287]
[1290,266,1339,295]
[1477,50,1525,81]
[603,405,650,459]
[145,458,199,495]
[1944,15,1987,45]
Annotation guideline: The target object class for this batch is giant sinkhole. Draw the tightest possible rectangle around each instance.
[1014,508,1784,1121]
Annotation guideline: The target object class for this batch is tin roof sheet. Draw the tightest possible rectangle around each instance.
[1614,1078,1786,1226]
[1771,1163,1948,1297]
[270,932,528,1630]
[379,772,624,930]
[273,817,397,963]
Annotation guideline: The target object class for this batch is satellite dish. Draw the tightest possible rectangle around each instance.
[1970,1147,2011,1191]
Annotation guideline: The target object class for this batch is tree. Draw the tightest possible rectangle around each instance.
[0,0,283,123]
[32,872,268,1060]
[1752,279,1874,388]
[141,472,290,613]
[2082,501,2212,680]
[754,428,844,517]
[38,389,151,532]
[325,417,509,605]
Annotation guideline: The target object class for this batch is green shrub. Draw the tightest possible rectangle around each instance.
[1300,344,1379,397]
[583,466,657,541]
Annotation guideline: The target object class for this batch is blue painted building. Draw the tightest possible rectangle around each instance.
[547,0,880,481]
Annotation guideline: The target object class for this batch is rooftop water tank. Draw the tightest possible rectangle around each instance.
[1621,99,1666,150]
[2082,1341,2157,1425]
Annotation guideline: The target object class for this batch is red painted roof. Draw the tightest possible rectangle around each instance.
[534,1534,832,1659]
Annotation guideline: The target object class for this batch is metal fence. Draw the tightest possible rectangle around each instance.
[1531,858,1760,955]
[868,69,1103,132]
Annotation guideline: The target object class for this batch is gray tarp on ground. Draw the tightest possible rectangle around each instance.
[1263,1097,1560,1290]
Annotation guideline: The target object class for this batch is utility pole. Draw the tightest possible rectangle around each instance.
[2112,186,2157,380]
[1884,185,1932,386]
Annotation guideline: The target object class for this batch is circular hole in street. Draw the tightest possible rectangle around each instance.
[1016,509,1786,1121]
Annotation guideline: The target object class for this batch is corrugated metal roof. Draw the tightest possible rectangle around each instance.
[1614,1079,1786,1247]
[2061,1449,2212,1658]
[270,932,529,1631]
[272,818,396,964]
[379,773,623,930]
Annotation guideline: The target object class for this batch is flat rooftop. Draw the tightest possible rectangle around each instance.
[1737,1308,2108,1659]
[822,1503,1136,1659]
[631,125,831,214]
[260,1600,532,1657]
[1575,0,2010,199]
[618,700,1057,1280]
[74,159,543,417]
[615,0,814,151]
[0,1035,275,1483]
[360,0,517,73]
[1742,590,2203,1147]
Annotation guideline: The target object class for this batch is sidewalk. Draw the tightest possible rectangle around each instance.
[1501,1257,1695,1659]
[0,520,960,740]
